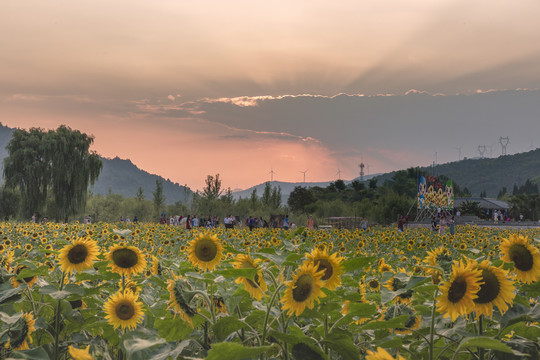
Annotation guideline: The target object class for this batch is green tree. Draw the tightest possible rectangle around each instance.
[202,174,223,200]
[288,186,316,213]
[153,179,165,220]
[47,126,102,222]
[3,126,102,221]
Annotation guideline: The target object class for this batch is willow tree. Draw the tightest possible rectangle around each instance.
[47,126,102,222]
[3,128,51,218]
[3,125,102,221]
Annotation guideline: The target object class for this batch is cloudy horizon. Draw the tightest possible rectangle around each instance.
[2,1,540,190]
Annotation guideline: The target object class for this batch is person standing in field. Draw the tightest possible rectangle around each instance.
[307,215,314,230]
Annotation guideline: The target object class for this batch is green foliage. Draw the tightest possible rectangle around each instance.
[3,126,102,221]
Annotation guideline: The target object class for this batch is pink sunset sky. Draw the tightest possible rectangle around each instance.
[2,1,540,190]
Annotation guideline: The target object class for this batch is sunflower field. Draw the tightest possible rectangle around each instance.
[1,222,540,360]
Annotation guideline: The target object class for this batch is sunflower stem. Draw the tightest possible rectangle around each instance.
[478,315,484,360]
[429,288,439,360]
[261,283,285,346]
[53,271,66,360]
[324,314,330,356]
[24,288,41,346]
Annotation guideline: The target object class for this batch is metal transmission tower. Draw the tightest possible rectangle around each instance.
[454,145,463,161]
[499,136,509,155]
[359,162,365,180]
[299,169,308,183]
[336,168,341,180]
[478,145,486,158]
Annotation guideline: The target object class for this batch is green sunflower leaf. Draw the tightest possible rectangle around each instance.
[213,316,249,342]
[205,343,276,360]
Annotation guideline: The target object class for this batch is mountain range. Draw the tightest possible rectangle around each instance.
[0,122,538,203]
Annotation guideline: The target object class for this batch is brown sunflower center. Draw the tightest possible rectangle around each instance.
[69,299,83,309]
[67,244,88,264]
[112,248,138,268]
[447,275,467,303]
[194,238,217,262]
[368,279,379,289]
[116,301,135,320]
[315,258,333,280]
[509,244,533,271]
[292,274,314,302]
[475,269,500,304]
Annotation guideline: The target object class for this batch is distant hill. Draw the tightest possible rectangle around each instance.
[0,123,192,204]
[90,157,192,204]
[232,175,378,203]
[373,148,540,198]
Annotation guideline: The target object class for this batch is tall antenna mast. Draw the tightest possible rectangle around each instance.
[336,168,341,180]
[359,162,365,181]
[299,169,308,183]
[455,145,462,161]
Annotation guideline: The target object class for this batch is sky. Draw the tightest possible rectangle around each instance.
[1,1,540,191]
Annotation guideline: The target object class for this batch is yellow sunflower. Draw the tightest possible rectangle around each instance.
[366,347,406,360]
[500,234,540,284]
[68,345,93,360]
[304,248,344,290]
[367,278,381,292]
[167,275,196,325]
[58,238,100,274]
[436,259,483,321]
[103,290,145,331]
[150,255,161,275]
[11,265,38,288]
[6,312,36,350]
[106,244,147,277]
[472,259,515,318]
[281,262,326,316]
[187,232,223,271]
[232,254,268,300]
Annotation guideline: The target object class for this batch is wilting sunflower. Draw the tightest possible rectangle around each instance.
[107,244,147,277]
[500,234,540,284]
[6,312,36,350]
[167,275,196,325]
[187,232,223,271]
[384,276,413,304]
[304,248,344,290]
[232,254,268,300]
[103,290,145,331]
[59,238,100,274]
[366,347,406,360]
[11,265,38,288]
[436,259,483,321]
[281,262,326,316]
[383,303,421,335]
[471,259,515,318]
[150,255,161,275]
[68,345,93,360]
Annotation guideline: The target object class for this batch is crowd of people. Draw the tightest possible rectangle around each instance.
[157,212,297,231]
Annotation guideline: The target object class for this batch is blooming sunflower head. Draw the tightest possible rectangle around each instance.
[366,347,406,360]
[384,276,413,304]
[424,246,453,276]
[232,254,267,300]
[436,258,483,321]
[58,238,100,274]
[106,244,147,277]
[472,259,515,318]
[500,234,540,284]
[187,232,223,271]
[68,345,93,360]
[103,290,145,331]
[281,262,326,316]
[304,248,344,290]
